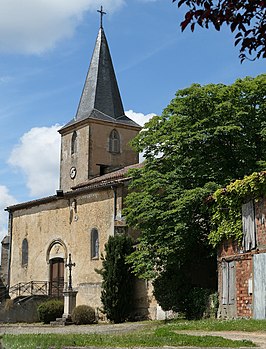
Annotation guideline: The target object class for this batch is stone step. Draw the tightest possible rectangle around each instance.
[50,317,73,326]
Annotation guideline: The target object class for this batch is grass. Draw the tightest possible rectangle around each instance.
[1,320,257,349]
[166,318,266,332]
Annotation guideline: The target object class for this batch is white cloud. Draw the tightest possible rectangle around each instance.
[8,125,62,197]
[0,0,125,54]
[0,186,17,244]
[125,109,155,127]
[125,110,156,163]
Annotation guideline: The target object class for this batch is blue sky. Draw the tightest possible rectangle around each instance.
[0,0,265,240]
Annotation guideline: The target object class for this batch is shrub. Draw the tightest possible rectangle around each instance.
[37,299,64,324]
[71,305,96,325]
[184,287,212,320]
[99,234,134,323]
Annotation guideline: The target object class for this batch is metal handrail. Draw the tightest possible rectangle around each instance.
[0,280,67,300]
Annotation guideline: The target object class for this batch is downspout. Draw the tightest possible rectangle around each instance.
[111,185,117,220]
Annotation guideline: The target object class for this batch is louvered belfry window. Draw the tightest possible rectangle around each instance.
[109,129,120,154]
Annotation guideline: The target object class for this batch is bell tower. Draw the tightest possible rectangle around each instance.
[59,9,141,192]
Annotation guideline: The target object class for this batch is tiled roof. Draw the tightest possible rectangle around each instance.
[72,162,143,189]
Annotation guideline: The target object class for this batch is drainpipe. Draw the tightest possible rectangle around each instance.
[111,185,117,220]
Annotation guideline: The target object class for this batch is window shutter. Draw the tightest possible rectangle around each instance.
[242,201,256,251]
[228,261,235,305]
[222,261,228,305]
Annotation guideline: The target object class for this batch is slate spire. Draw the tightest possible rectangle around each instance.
[75,26,125,122]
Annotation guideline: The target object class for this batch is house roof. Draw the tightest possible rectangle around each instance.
[60,27,140,132]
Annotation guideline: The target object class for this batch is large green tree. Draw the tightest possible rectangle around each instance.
[124,74,266,312]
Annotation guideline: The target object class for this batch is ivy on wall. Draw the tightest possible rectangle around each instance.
[209,171,266,247]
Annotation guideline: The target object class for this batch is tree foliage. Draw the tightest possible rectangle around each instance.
[173,0,266,62]
[124,74,266,311]
[99,234,134,323]
[210,171,266,247]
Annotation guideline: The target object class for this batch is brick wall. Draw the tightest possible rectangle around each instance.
[218,240,253,318]
[235,257,252,317]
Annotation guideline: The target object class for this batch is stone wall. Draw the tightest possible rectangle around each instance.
[60,119,139,192]
[0,296,49,323]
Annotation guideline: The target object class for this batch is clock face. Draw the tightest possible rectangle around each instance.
[70,166,77,179]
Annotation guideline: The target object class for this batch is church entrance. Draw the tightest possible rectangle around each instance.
[49,258,64,298]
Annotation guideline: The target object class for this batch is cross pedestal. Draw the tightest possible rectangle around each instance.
[62,289,78,320]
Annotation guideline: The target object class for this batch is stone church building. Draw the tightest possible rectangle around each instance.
[1,21,160,320]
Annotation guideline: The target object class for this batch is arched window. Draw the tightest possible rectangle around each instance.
[22,238,28,266]
[91,228,99,259]
[71,131,77,155]
[109,129,120,154]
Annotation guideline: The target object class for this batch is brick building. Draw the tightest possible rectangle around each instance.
[218,198,266,319]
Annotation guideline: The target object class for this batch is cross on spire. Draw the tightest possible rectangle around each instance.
[97,6,106,29]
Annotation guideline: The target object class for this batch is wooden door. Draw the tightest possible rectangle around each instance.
[253,253,266,319]
[49,258,64,298]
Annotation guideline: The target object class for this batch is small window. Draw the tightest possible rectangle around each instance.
[109,129,120,154]
[71,131,77,155]
[91,228,99,259]
[22,238,28,266]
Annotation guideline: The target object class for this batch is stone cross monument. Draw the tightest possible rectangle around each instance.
[63,253,78,320]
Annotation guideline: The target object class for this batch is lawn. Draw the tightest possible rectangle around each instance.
[167,318,266,332]
[1,319,261,349]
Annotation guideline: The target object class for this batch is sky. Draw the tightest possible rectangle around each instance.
[0,0,265,242]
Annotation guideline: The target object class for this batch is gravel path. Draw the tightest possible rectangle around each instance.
[0,322,146,335]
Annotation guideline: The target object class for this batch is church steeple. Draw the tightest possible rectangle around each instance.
[59,11,141,192]
[75,26,125,122]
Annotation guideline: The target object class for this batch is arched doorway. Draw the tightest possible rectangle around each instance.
[47,241,66,298]
[49,258,64,297]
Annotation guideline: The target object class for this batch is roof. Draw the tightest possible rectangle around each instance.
[72,162,143,189]
[60,27,140,132]
[6,162,144,212]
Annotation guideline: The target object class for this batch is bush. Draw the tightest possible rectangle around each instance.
[71,305,96,324]
[184,287,212,320]
[37,299,64,324]
[99,234,134,323]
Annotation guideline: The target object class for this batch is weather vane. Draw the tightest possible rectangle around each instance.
[97,6,106,29]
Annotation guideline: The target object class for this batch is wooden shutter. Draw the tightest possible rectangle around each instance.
[222,261,228,305]
[242,200,256,251]
[228,261,235,305]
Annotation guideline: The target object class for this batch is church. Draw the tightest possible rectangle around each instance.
[1,12,160,320]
